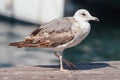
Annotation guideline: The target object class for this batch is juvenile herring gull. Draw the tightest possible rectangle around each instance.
[9,9,99,71]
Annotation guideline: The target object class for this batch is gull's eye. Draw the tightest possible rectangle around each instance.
[82,13,86,16]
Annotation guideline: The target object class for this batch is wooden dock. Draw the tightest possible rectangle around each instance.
[0,61,120,80]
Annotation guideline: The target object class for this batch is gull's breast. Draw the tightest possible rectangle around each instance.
[66,22,91,48]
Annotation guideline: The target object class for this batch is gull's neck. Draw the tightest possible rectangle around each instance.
[73,15,87,23]
[73,15,91,33]
[73,16,90,27]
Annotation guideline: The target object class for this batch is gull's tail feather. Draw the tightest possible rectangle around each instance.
[9,41,48,48]
[9,41,23,48]
[9,35,51,48]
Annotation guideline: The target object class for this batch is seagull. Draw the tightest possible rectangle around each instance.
[9,9,99,71]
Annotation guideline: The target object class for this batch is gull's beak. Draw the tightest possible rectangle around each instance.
[91,17,99,22]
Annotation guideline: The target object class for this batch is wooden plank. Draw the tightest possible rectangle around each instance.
[0,61,120,80]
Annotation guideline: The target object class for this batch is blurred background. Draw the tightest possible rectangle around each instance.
[0,0,120,68]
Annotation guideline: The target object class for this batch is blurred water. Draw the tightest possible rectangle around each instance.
[0,21,58,68]
[0,21,120,68]
[64,22,120,63]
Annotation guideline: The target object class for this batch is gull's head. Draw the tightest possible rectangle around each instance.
[73,9,99,22]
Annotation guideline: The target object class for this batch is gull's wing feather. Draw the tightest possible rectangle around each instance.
[27,17,76,47]
[9,17,77,48]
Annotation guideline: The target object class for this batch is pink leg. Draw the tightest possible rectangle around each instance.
[54,51,76,68]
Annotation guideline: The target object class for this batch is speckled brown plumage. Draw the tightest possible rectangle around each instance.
[9,17,76,48]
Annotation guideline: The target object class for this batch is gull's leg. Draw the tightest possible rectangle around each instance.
[59,55,64,71]
[62,59,76,67]
[54,51,66,71]
[54,51,75,68]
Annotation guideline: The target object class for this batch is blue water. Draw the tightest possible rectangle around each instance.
[0,21,120,68]
[64,23,120,63]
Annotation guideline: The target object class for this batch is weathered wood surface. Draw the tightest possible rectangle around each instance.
[0,61,120,80]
